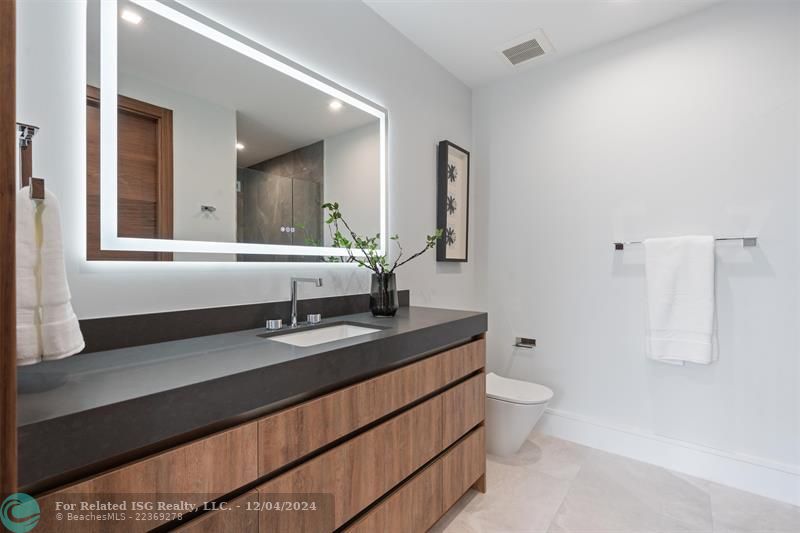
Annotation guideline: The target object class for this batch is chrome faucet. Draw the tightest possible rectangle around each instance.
[290,277,323,327]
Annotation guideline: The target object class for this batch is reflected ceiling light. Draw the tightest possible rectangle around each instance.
[235,142,245,150]
[121,9,142,25]
[329,100,343,111]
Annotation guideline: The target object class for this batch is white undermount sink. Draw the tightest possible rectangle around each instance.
[267,324,382,347]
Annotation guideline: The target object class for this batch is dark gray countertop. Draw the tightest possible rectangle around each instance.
[17,306,487,492]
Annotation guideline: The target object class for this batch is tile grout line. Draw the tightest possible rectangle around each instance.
[543,445,594,532]
[545,474,576,532]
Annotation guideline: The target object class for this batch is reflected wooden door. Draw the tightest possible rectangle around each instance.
[86,85,173,261]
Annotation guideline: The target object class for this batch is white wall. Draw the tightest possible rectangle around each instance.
[16,0,484,318]
[116,73,238,261]
[475,0,800,492]
[323,122,381,245]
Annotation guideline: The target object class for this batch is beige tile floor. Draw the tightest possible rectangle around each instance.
[430,433,800,533]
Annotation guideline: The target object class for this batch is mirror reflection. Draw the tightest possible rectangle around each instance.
[87,0,382,261]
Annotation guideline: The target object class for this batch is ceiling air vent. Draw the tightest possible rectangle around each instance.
[502,38,545,66]
[497,30,554,68]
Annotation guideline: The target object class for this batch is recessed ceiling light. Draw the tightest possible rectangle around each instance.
[329,100,343,112]
[121,9,142,25]
[235,142,245,151]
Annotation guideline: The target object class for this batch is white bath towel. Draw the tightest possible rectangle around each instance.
[16,187,41,365]
[38,189,84,360]
[15,186,84,365]
[644,235,716,365]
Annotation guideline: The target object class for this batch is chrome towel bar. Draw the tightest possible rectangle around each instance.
[614,236,757,251]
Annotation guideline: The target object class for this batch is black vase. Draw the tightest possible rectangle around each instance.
[370,273,399,317]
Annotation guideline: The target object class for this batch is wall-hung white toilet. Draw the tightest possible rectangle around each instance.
[485,372,554,456]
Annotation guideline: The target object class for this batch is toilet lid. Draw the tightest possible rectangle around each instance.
[486,372,553,405]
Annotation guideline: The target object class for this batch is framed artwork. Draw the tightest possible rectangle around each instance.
[436,140,470,262]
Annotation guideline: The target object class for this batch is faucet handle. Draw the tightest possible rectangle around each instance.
[307,314,322,325]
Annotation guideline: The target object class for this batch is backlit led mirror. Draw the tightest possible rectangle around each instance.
[87,0,386,261]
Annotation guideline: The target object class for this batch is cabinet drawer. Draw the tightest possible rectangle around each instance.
[442,426,486,513]
[258,338,484,475]
[442,373,485,447]
[440,338,485,384]
[257,393,443,532]
[174,492,259,533]
[345,461,442,533]
[347,426,486,533]
[35,422,258,533]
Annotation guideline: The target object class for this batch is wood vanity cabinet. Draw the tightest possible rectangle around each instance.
[35,338,486,533]
[257,393,443,532]
[257,338,485,475]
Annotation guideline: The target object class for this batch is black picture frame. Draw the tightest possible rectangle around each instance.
[436,140,470,262]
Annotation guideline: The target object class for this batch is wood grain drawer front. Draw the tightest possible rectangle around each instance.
[35,422,258,533]
[442,426,486,513]
[442,373,486,447]
[258,338,485,475]
[154,421,258,500]
[441,337,485,384]
[174,492,259,533]
[257,394,443,533]
[347,425,486,533]
[345,461,443,533]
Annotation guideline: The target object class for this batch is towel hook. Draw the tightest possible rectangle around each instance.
[28,177,45,201]
[17,122,45,200]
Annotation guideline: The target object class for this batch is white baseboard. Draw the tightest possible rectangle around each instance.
[539,408,800,507]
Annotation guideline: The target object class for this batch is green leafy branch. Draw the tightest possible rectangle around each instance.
[322,202,442,275]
